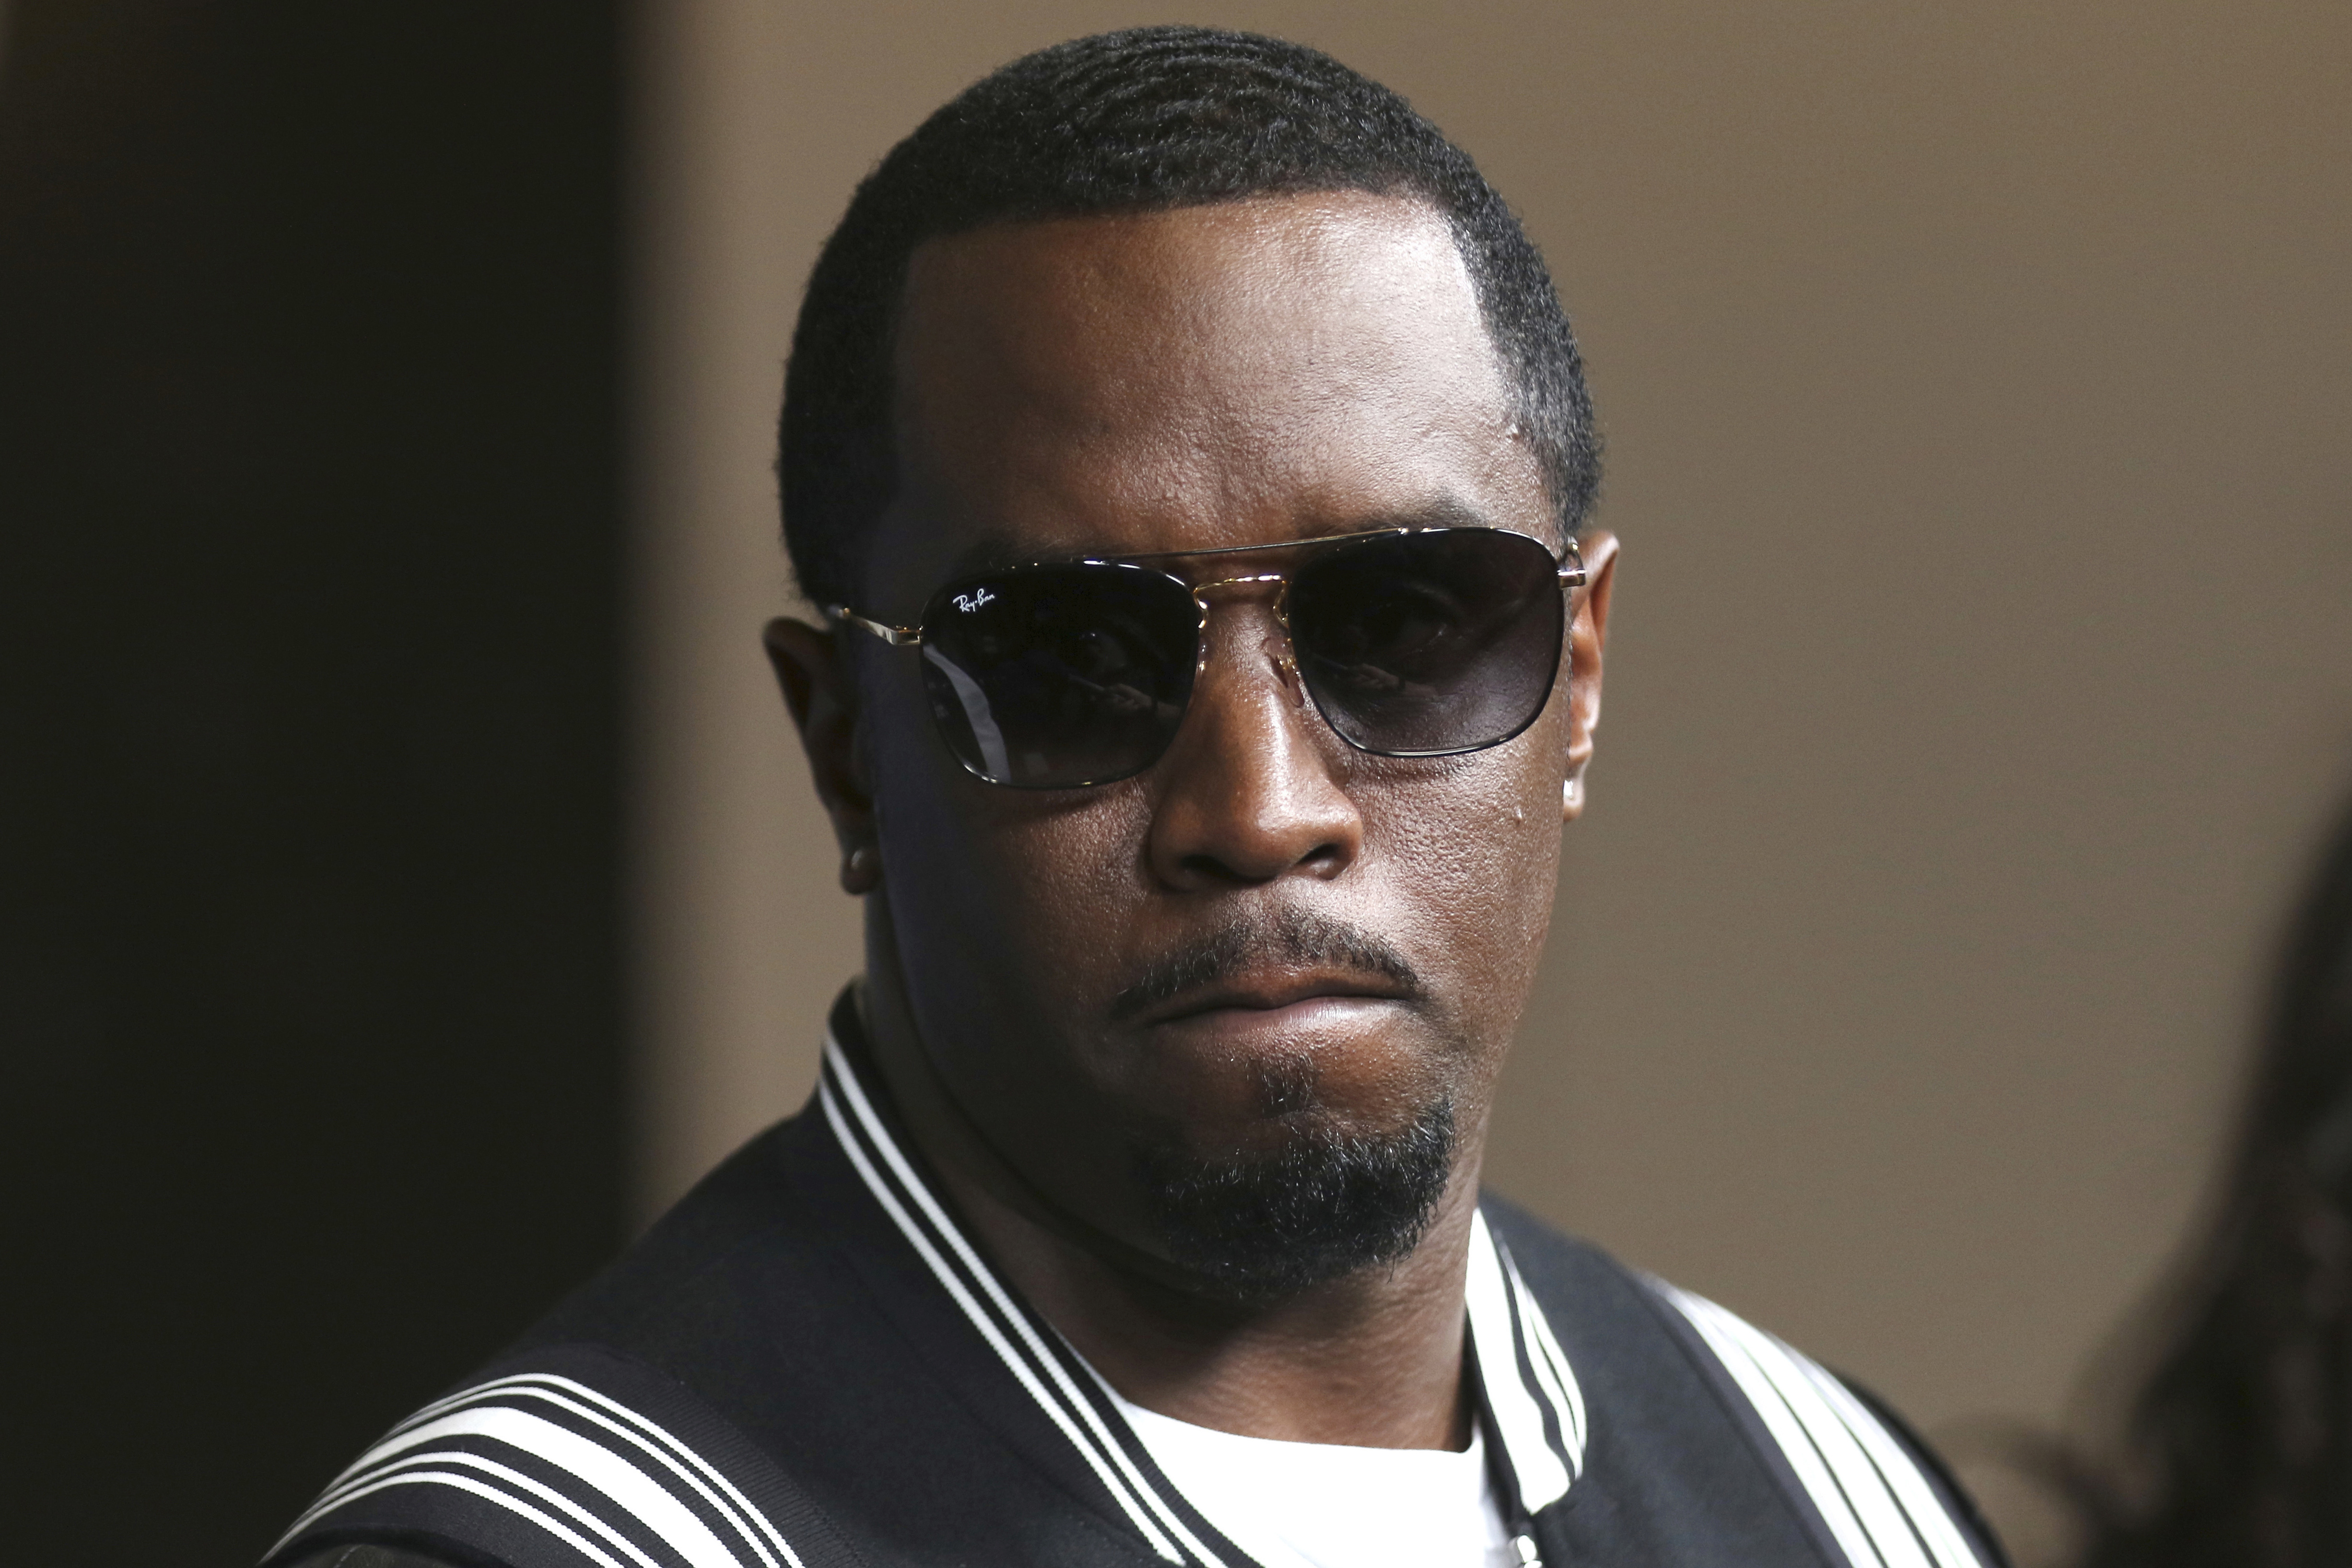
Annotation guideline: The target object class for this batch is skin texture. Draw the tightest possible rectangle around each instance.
[768,191,1616,1451]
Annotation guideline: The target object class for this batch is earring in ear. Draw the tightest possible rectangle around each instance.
[1563,774,1585,815]
[841,844,879,895]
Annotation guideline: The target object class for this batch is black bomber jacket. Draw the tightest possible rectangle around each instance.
[269,994,2005,1568]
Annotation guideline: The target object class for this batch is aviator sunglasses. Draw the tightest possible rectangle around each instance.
[830,526,1587,789]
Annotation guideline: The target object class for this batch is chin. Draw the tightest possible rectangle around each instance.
[1123,1086,1458,1302]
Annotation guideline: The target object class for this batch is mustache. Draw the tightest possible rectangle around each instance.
[1107,906,1423,1025]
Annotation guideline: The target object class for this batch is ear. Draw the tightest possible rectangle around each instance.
[1561,530,1619,823]
[763,617,880,892]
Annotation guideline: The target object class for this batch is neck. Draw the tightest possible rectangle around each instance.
[854,899,1484,1451]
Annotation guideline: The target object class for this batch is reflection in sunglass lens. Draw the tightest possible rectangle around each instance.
[916,563,1198,787]
[1287,530,1565,755]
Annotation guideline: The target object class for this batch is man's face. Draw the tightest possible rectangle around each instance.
[840,192,1608,1290]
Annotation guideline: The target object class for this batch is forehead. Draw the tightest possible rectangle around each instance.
[873,191,1547,596]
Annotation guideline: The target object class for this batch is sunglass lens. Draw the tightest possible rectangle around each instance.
[1287,530,1566,756]
[917,564,1198,787]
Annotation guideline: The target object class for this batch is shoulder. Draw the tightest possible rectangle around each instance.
[521,1113,826,1346]
[264,1113,885,1568]
[1480,1194,2011,1568]
[261,1342,869,1568]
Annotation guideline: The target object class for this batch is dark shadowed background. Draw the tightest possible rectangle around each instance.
[4,3,2349,1563]
[0,3,623,1559]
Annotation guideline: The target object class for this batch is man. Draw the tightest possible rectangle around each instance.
[273,28,2004,1568]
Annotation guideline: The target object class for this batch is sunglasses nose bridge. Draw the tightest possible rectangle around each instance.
[1186,572,1296,673]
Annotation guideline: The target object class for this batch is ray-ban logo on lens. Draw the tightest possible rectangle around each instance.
[953,588,996,613]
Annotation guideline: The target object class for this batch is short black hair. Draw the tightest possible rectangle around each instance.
[777,25,1600,610]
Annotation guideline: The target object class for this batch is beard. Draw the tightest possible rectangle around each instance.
[1127,1095,1456,1304]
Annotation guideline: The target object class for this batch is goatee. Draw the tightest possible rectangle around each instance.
[1128,1096,1456,1303]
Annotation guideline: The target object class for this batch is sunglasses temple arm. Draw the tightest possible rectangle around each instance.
[827,606,923,647]
[1557,537,1588,590]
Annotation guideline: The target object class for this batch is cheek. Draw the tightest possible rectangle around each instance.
[866,677,1150,997]
[1365,729,1566,1031]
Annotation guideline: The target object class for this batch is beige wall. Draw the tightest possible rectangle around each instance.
[630,0,2352,1516]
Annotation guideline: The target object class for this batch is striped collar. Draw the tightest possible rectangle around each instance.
[815,1025,1587,1565]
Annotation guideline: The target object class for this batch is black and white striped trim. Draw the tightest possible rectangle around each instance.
[818,1030,1589,1560]
[1467,1210,1587,1515]
[1659,1286,1986,1568]
[272,1371,807,1568]
[819,1041,1222,1563]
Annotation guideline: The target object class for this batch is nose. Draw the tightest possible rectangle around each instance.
[1144,598,1364,890]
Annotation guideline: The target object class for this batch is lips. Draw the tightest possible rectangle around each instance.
[1136,971,1414,1030]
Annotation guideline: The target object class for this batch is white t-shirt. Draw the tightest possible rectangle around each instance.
[1103,1383,1520,1568]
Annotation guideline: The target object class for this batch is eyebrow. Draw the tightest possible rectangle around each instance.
[930,495,1517,583]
